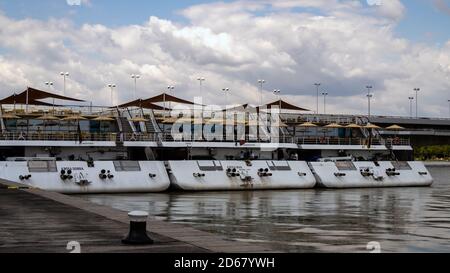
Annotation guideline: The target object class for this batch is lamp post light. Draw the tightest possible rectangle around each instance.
[366,85,373,118]
[314,83,321,115]
[408,97,414,118]
[131,74,140,100]
[222,88,230,107]
[414,88,420,118]
[197,77,206,99]
[273,89,281,99]
[258,79,266,105]
[167,85,175,114]
[273,89,281,110]
[45,81,54,90]
[197,77,206,116]
[108,84,116,107]
[46,82,55,112]
[322,92,328,115]
[60,72,69,96]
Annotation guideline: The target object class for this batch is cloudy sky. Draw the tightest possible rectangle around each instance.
[0,0,449,117]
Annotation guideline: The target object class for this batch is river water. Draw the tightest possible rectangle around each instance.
[80,167,450,253]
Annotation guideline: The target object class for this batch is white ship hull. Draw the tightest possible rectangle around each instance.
[0,161,170,194]
[309,161,433,188]
[168,160,317,191]
[0,159,433,193]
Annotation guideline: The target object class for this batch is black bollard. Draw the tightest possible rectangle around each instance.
[122,211,154,245]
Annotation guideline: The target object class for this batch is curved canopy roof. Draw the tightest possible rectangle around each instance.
[222,104,259,112]
[222,100,310,113]
[117,93,196,109]
[117,99,169,110]
[264,100,310,112]
[145,93,195,105]
[0,87,84,106]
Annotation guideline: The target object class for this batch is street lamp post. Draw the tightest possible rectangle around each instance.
[108,84,116,107]
[197,77,206,98]
[167,85,175,116]
[366,85,373,118]
[60,72,69,96]
[414,88,420,118]
[222,88,230,107]
[408,97,414,118]
[46,82,55,112]
[131,74,140,100]
[273,89,281,110]
[322,92,328,115]
[314,83,321,115]
[258,80,266,105]
[197,77,206,116]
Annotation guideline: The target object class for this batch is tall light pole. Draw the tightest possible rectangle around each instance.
[108,84,116,107]
[414,88,420,118]
[314,83,321,115]
[131,74,140,100]
[366,85,373,118]
[222,88,230,107]
[197,77,206,99]
[258,79,266,105]
[408,97,414,118]
[60,72,69,96]
[322,92,328,115]
[197,77,206,116]
[46,82,55,111]
[273,89,281,110]
[167,85,175,114]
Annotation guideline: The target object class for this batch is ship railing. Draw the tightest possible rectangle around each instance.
[384,138,411,146]
[122,132,159,142]
[154,133,296,143]
[296,137,410,146]
[379,128,450,136]
[0,132,119,142]
[0,132,411,146]
[1,105,118,117]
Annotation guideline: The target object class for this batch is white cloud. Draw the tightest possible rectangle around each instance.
[0,0,449,117]
[375,0,406,21]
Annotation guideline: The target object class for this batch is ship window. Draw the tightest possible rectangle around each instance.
[28,161,57,173]
[113,161,141,172]
[335,161,357,171]
[391,161,412,170]
[197,161,223,171]
[267,161,292,171]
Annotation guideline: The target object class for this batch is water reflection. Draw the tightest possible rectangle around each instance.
[80,167,450,253]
